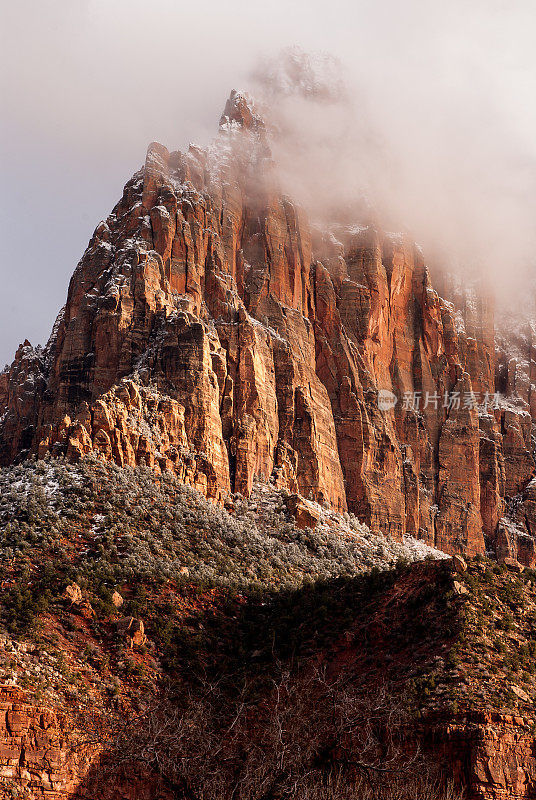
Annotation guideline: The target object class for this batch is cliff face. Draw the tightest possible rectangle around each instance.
[0,91,534,558]
[441,710,536,800]
[0,686,172,799]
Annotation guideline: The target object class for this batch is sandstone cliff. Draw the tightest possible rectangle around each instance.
[1,90,534,560]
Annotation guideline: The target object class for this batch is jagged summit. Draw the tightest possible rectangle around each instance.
[219,89,265,132]
[0,90,535,566]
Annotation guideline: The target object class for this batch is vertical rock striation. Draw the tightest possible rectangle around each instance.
[1,90,534,558]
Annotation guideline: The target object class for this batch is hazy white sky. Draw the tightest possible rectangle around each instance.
[2,0,536,365]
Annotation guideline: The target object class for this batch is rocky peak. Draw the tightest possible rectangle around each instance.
[217,89,272,170]
[0,90,535,562]
[219,89,265,133]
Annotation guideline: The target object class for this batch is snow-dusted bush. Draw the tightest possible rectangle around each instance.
[0,456,446,597]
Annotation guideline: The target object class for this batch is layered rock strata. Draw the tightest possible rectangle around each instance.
[0,686,169,799]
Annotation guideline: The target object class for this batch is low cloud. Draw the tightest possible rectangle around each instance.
[249,39,536,299]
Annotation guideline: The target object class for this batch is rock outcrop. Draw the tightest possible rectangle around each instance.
[430,709,536,800]
[0,686,171,799]
[1,90,535,558]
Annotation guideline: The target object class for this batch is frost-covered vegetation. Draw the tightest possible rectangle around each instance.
[0,455,444,596]
[0,456,470,800]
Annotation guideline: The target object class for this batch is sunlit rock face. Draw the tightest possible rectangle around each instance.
[1,91,534,557]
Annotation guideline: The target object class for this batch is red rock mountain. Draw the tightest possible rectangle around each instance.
[1,91,535,561]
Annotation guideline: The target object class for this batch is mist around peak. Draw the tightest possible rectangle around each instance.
[245,45,536,306]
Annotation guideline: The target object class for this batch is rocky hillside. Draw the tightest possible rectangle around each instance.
[2,458,536,797]
[1,91,535,562]
[0,456,446,797]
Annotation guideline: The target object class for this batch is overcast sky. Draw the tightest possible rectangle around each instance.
[2,0,536,366]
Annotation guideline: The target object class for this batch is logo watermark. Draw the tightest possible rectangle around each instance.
[377,389,501,413]
[377,389,398,411]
